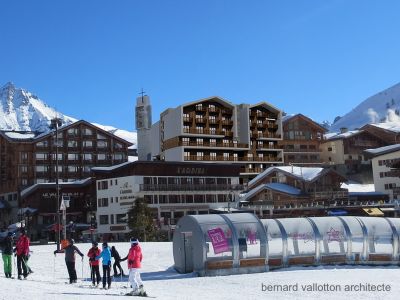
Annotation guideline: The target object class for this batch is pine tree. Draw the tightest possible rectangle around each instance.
[127,197,157,241]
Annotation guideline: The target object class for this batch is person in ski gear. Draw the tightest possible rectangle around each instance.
[15,227,30,280]
[127,237,144,296]
[111,245,126,277]
[87,241,101,286]
[54,238,84,284]
[1,232,14,278]
[95,242,112,289]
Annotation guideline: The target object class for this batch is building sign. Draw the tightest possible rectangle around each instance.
[207,228,229,254]
[120,182,133,195]
[177,167,205,175]
[110,225,126,231]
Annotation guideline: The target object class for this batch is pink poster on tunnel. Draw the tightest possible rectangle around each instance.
[208,228,229,254]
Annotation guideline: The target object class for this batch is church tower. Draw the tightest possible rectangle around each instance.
[135,92,152,160]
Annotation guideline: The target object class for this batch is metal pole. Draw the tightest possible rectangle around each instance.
[51,118,62,251]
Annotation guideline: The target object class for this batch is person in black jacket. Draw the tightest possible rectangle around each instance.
[54,238,84,284]
[111,245,126,276]
[1,232,14,278]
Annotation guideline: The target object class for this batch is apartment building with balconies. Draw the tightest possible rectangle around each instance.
[0,120,132,225]
[279,114,326,166]
[145,96,283,184]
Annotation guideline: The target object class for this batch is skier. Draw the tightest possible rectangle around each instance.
[87,241,101,286]
[126,238,145,296]
[111,245,126,277]
[14,227,30,280]
[1,232,14,278]
[54,238,84,284]
[95,242,112,289]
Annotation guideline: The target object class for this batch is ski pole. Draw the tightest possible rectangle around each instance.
[53,254,55,282]
[81,257,84,282]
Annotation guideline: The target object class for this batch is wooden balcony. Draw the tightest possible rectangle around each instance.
[251,132,281,139]
[179,141,248,148]
[183,128,224,135]
[140,183,244,192]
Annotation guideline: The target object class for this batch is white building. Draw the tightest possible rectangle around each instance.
[92,161,243,240]
[364,144,400,200]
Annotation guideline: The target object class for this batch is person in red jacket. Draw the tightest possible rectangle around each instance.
[127,238,144,296]
[15,227,30,280]
[87,241,101,286]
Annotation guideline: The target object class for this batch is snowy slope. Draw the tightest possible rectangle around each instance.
[0,242,398,300]
[330,82,400,132]
[0,82,137,148]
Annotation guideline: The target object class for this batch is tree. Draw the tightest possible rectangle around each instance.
[127,197,157,242]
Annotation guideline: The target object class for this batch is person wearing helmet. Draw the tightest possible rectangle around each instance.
[126,238,144,296]
[55,238,84,284]
[87,241,101,286]
[95,242,112,289]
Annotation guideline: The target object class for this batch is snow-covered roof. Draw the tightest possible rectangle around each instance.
[341,182,375,193]
[20,178,92,198]
[368,121,400,133]
[3,131,37,140]
[91,161,133,172]
[364,143,400,158]
[248,166,325,189]
[244,182,303,201]
[324,130,361,141]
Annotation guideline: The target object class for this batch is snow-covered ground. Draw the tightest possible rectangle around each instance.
[0,242,399,300]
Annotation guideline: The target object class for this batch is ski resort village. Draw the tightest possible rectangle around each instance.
[2,2,400,299]
[1,81,400,299]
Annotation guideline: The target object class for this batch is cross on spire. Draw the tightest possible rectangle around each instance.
[139,88,146,98]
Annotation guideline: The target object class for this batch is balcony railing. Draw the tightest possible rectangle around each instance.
[140,183,244,192]
[252,132,281,139]
[183,128,225,135]
[180,141,249,148]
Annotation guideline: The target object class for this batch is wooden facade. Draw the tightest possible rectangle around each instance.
[279,114,326,166]
[0,120,132,226]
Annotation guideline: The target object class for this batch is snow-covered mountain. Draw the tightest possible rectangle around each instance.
[0,82,137,148]
[330,82,400,132]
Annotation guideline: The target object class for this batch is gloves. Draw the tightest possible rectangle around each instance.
[128,260,133,265]
[89,258,94,262]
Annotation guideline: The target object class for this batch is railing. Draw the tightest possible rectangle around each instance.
[252,132,281,139]
[284,148,320,153]
[140,183,244,192]
[180,141,249,148]
[183,128,225,135]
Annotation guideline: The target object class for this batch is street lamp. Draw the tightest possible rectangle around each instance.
[50,118,62,251]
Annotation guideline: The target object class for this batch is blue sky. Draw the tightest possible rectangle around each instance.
[1,0,400,131]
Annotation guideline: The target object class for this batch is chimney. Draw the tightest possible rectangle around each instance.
[340,127,348,134]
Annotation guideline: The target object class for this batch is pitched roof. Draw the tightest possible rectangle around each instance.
[282,113,327,132]
[364,143,400,158]
[243,182,303,201]
[248,166,327,189]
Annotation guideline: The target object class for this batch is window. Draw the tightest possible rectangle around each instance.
[210,139,216,146]
[196,138,203,146]
[21,152,28,161]
[182,137,190,146]
[83,140,93,148]
[196,126,203,134]
[97,154,106,160]
[196,152,204,160]
[98,181,108,190]
[68,166,78,173]
[67,128,78,135]
[68,153,79,160]
[97,141,108,148]
[68,140,78,148]
[209,127,216,134]
[35,153,47,160]
[83,128,93,136]
[114,143,123,149]
[83,153,92,161]
[52,153,63,160]
[223,153,230,161]
[210,152,217,160]
[98,198,109,207]
[97,133,107,139]
[35,165,47,172]
[20,165,28,173]
[99,215,109,225]
[110,215,114,224]
[183,125,190,133]
[36,141,48,147]
[116,214,127,224]
[21,179,28,186]
[114,153,123,160]
[328,147,332,151]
